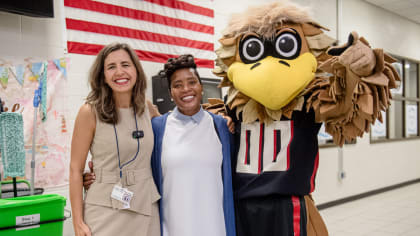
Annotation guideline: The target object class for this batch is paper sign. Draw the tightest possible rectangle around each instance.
[406,105,418,136]
[318,123,332,143]
[16,214,40,226]
[372,111,387,138]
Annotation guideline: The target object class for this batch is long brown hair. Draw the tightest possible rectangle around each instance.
[86,42,147,124]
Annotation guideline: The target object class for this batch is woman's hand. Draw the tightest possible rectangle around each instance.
[83,161,96,191]
[74,221,92,236]
[147,99,161,118]
[223,115,235,134]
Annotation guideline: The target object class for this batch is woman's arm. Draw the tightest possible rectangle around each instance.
[147,99,161,118]
[69,104,96,236]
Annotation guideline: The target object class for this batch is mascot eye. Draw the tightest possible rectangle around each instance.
[275,32,300,59]
[240,36,265,63]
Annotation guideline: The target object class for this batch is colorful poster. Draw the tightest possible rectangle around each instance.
[0,59,70,188]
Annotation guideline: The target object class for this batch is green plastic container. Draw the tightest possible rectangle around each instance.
[0,221,63,236]
[0,194,67,235]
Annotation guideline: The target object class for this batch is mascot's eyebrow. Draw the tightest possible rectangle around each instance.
[250,62,261,70]
[279,60,290,67]
[275,28,296,36]
[242,32,260,40]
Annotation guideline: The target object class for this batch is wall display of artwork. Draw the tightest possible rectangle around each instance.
[0,58,70,188]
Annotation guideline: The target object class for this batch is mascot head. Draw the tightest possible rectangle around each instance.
[214,0,335,123]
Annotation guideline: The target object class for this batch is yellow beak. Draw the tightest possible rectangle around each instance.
[227,53,317,110]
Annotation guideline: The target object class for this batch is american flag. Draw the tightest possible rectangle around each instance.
[64,0,215,68]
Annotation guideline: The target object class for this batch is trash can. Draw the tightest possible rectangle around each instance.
[0,194,67,236]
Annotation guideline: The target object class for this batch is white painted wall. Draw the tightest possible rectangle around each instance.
[341,0,420,61]
[0,0,419,207]
[0,5,65,61]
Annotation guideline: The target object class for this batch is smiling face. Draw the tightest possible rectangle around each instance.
[104,49,137,96]
[169,68,203,116]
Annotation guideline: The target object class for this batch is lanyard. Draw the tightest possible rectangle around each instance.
[113,108,140,179]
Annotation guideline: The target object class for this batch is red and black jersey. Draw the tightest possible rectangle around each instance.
[229,107,322,200]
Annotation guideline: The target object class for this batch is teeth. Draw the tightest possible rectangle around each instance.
[115,79,128,84]
[182,95,194,101]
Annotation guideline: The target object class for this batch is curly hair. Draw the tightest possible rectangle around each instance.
[160,54,201,89]
[86,42,147,124]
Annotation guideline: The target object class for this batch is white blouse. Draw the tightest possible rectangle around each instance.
[161,107,226,236]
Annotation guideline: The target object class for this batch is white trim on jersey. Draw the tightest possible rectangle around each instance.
[236,121,292,174]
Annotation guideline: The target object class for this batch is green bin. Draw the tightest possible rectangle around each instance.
[0,194,67,236]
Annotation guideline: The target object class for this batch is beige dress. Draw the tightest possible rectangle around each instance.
[84,106,161,236]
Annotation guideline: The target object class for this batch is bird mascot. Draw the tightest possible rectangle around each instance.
[205,1,401,236]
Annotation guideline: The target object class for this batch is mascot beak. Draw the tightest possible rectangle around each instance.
[227,53,317,110]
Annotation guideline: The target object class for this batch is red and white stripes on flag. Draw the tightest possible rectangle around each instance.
[64,0,215,68]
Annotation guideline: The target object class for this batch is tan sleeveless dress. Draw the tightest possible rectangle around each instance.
[84,106,161,236]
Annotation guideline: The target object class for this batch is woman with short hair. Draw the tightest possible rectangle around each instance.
[151,54,236,236]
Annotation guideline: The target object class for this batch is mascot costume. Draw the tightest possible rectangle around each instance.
[205,1,401,236]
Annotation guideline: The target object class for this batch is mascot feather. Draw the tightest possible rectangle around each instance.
[205,1,400,236]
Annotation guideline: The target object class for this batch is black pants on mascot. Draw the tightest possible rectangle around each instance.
[236,195,307,236]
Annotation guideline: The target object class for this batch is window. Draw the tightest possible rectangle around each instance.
[371,57,420,142]
[318,123,334,146]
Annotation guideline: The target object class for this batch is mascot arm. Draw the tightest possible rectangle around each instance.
[203,98,235,133]
[305,31,401,146]
[202,98,228,116]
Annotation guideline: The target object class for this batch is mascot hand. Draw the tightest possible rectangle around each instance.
[327,31,376,77]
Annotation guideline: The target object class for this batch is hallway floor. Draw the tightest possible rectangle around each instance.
[319,182,420,236]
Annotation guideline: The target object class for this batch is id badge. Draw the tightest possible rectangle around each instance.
[111,184,134,209]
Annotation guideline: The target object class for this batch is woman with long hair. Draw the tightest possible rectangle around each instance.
[70,43,160,236]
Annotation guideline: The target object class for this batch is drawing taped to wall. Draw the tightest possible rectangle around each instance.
[0,58,70,188]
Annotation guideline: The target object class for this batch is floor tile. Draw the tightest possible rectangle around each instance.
[320,182,420,236]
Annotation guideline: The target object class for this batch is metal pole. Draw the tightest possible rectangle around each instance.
[30,108,37,195]
[13,177,17,197]
[337,0,345,181]
[338,147,346,181]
